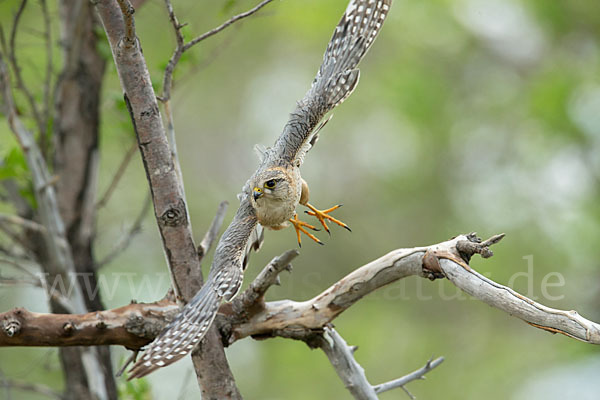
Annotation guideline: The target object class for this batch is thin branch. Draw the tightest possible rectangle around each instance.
[160,0,275,101]
[231,249,298,312]
[39,0,52,157]
[7,0,44,135]
[373,357,444,395]
[96,141,138,210]
[0,257,37,279]
[0,213,46,234]
[0,258,75,313]
[0,220,33,252]
[197,200,229,261]
[182,0,274,52]
[97,192,152,268]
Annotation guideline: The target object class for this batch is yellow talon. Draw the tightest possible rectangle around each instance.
[305,203,351,234]
[289,214,323,247]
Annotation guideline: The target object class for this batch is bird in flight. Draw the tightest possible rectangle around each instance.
[128,0,392,379]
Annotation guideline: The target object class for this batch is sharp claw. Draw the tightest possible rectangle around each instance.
[344,225,352,232]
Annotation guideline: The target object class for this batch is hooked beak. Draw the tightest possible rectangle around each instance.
[253,187,263,200]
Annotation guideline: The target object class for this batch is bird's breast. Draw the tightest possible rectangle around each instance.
[254,197,296,228]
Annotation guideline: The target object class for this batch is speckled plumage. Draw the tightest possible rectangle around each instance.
[128,0,391,379]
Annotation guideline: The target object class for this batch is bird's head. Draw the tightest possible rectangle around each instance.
[250,168,291,205]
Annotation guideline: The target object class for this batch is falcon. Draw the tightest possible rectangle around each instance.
[129,0,391,379]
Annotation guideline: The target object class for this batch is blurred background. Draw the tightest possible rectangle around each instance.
[1,0,599,398]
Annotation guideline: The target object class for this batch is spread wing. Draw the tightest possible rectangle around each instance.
[273,0,391,165]
[128,200,258,379]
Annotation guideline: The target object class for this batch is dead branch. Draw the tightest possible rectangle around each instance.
[0,300,178,348]
[7,234,598,350]
[372,356,444,396]
[7,0,45,135]
[220,234,600,345]
[197,200,229,261]
[317,327,443,400]
[0,213,46,234]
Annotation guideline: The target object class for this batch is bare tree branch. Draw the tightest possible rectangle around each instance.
[231,249,298,313]
[7,0,45,135]
[160,0,275,102]
[39,0,52,158]
[6,234,598,349]
[197,200,229,261]
[0,213,46,234]
[373,356,444,395]
[220,234,600,346]
[0,257,75,313]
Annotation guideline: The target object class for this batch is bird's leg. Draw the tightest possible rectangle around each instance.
[289,213,323,247]
[304,203,351,234]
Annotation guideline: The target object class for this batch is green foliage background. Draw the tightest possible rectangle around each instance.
[1,0,599,399]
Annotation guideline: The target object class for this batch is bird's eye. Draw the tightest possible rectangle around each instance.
[264,179,277,189]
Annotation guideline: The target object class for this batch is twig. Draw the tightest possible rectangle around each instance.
[0,220,33,252]
[0,257,37,279]
[0,258,75,313]
[39,0,52,158]
[0,213,46,233]
[97,193,151,268]
[373,357,444,395]
[182,0,274,52]
[197,200,229,260]
[96,142,137,210]
[160,0,275,101]
[7,0,44,135]
[320,330,443,400]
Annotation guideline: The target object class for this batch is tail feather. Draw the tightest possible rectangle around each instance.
[127,275,221,379]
